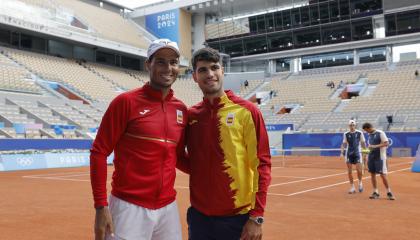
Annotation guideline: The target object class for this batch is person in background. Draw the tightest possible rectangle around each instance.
[341,120,366,194]
[362,122,396,200]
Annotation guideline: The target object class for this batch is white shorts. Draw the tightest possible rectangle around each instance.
[106,195,182,240]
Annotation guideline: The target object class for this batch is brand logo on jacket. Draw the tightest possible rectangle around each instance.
[189,119,198,125]
[139,109,150,115]
[176,110,183,124]
[226,113,235,126]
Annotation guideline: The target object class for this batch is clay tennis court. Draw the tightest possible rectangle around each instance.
[1,156,420,239]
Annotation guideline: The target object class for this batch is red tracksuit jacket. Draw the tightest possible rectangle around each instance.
[90,83,187,209]
[179,91,271,217]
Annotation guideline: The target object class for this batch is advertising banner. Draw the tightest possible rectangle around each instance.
[145,9,179,43]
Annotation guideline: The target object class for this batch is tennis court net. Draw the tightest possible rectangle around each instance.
[271,148,355,170]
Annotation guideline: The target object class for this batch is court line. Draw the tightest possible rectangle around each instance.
[22,171,112,178]
[285,167,410,196]
[23,175,190,189]
[22,171,90,178]
[269,161,412,188]
[272,161,340,169]
[22,162,412,194]
[23,171,310,180]
[273,160,412,170]
[23,176,92,182]
[269,172,346,188]
[266,193,288,196]
[268,165,411,197]
[271,175,309,179]
[46,173,90,178]
[285,162,331,168]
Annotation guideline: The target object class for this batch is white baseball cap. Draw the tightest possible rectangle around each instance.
[147,39,180,60]
[348,120,356,125]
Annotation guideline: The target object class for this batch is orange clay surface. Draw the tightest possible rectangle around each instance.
[1,156,420,239]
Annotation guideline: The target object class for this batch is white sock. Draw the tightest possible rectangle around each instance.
[387,188,392,193]
[374,188,378,193]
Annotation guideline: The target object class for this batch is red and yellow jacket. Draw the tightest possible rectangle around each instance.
[180,90,271,217]
[90,83,187,209]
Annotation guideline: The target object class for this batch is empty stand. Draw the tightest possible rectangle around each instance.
[6,97,69,127]
[85,62,146,90]
[0,54,42,94]
[3,47,119,102]
[0,66,42,94]
[264,61,420,132]
[239,79,264,98]
[54,0,150,49]
[171,78,203,107]
[40,100,99,129]
[0,103,35,126]
[0,92,106,138]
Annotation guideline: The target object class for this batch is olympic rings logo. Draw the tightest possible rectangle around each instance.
[16,157,33,167]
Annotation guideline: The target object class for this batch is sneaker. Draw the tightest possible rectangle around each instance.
[348,188,356,194]
[358,185,364,193]
[369,192,380,199]
[387,192,396,200]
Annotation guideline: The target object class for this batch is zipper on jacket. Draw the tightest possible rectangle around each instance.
[209,106,216,215]
[155,100,168,207]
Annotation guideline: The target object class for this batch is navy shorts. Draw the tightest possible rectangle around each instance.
[368,157,387,174]
[346,154,361,164]
[187,207,249,240]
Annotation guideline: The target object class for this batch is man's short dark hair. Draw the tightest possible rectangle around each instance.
[362,122,373,130]
[191,48,221,71]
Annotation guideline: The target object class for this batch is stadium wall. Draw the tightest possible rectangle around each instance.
[179,9,192,60]
[282,132,420,157]
[0,139,115,171]
[0,139,92,151]
[0,152,114,172]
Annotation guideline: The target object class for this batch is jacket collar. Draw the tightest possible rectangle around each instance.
[143,82,174,101]
[203,90,234,108]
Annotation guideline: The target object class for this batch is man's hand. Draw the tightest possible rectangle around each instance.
[95,207,114,240]
[240,220,262,240]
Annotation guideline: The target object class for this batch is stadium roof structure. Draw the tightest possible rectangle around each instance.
[103,0,169,11]
[101,0,134,10]
[129,0,306,19]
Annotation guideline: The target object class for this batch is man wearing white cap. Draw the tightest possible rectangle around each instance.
[90,39,186,240]
[341,119,366,194]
